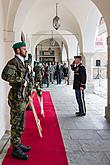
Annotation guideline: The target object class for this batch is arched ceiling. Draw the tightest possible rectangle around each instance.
[91,0,110,33]
[1,0,109,53]
[2,0,21,31]
[12,0,97,53]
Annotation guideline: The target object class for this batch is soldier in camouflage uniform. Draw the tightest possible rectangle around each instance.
[33,61,42,88]
[1,42,32,160]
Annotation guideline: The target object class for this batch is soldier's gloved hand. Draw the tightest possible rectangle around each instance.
[28,65,32,73]
[24,80,27,87]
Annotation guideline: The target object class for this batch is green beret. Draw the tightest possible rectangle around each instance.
[12,41,26,49]
[34,61,39,66]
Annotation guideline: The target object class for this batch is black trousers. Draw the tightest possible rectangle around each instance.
[75,89,86,114]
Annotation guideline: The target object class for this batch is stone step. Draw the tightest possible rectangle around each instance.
[0,131,10,154]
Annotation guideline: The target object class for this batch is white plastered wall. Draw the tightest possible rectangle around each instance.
[0,0,10,139]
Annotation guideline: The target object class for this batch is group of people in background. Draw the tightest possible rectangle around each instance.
[33,61,69,88]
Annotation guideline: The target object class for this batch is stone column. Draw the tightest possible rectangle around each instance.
[3,30,15,130]
[4,30,15,61]
[68,59,73,85]
[85,53,94,92]
[105,36,110,122]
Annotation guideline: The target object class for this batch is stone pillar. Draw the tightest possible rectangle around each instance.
[4,30,15,61]
[85,53,94,92]
[3,30,15,130]
[68,59,73,85]
[105,36,110,122]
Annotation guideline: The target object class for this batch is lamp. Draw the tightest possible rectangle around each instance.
[50,30,56,46]
[53,3,61,30]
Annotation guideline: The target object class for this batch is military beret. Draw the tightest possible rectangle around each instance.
[34,61,39,66]
[12,41,26,49]
[74,55,82,59]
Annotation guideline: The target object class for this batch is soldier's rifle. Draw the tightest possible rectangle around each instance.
[28,94,42,138]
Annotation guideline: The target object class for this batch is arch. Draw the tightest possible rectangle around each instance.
[31,31,69,60]
[13,1,83,51]
[83,5,102,53]
[91,0,110,35]
[2,0,110,50]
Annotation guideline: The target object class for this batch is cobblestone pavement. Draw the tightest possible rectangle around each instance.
[46,82,110,165]
[0,81,110,165]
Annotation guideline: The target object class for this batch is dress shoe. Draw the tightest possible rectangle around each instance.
[80,113,86,116]
[26,105,32,111]
[12,147,28,160]
[76,113,86,117]
[75,112,80,115]
[19,144,31,152]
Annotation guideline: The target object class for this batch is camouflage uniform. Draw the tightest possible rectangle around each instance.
[33,62,42,87]
[1,55,32,147]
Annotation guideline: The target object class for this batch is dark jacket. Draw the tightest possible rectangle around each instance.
[71,63,87,89]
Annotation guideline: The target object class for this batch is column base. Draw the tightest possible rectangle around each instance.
[86,82,94,93]
[105,106,110,123]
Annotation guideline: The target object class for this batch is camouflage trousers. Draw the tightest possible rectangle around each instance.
[8,88,27,147]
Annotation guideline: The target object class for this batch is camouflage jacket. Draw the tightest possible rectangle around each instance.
[1,55,32,99]
[33,65,42,81]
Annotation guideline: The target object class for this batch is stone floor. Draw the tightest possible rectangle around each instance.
[0,80,110,165]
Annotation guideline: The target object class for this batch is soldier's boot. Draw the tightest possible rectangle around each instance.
[12,146,28,160]
[19,144,31,152]
[26,105,32,111]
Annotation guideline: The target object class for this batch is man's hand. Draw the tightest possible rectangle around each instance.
[80,87,84,90]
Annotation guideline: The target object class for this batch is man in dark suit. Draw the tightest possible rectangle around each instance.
[71,56,87,116]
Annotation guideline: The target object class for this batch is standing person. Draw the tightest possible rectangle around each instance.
[49,62,55,84]
[55,62,62,84]
[44,63,49,87]
[1,41,31,160]
[33,61,42,88]
[71,56,87,116]
[63,63,68,84]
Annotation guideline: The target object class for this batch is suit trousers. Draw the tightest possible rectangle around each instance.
[75,89,86,114]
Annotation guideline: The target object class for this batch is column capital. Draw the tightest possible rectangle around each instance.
[84,52,94,57]
[107,36,110,45]
[4,30,15,42]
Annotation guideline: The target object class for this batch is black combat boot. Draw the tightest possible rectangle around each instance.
[26,105,32,111]
[12,146,28,160]
[19,144,31,152]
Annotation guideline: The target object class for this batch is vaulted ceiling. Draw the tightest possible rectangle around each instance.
[1,0,109,53]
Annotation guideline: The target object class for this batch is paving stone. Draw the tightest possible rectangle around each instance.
[69,130,101,140]
[97,130,110,139]
[67,151,110,165]
[79,139,110,152]
[105,152,110,161]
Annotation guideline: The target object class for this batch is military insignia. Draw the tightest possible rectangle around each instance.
[75,67,79,72]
